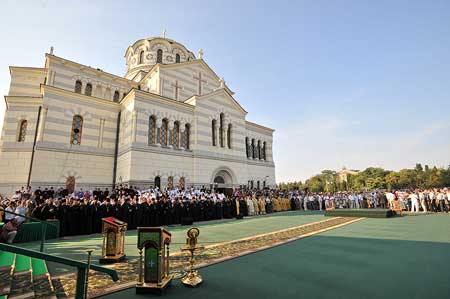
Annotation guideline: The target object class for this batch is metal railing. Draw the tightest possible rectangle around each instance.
[0,207,58,252]
[0,243,119,299]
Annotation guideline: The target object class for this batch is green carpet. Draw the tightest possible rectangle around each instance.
[100,214,450,299]
[31,258,47,276]
[13,254,30,272]
[16,211,324,276]
[0,251,15,267]
[325,208,394,218]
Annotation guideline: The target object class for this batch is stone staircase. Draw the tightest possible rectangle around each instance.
[0,250,58,299]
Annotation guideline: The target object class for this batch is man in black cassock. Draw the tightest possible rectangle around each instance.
[173,199,182,225]
[192,199,200,222]
[239,197,248,216]
[161,198,171,225]
[117,197,132,225]
[91,197,102,233]
[69,200,82,236]
[56,200,69,236]
[100,197,115,219]
[79,199,89,235]
[149,199,159,226]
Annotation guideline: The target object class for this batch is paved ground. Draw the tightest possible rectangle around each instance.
[100,213,450,299]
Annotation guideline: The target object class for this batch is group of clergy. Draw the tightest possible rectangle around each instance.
[0,186,294,237]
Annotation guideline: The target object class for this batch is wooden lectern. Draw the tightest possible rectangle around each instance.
[99,217,127,263]
[136,227,172,294]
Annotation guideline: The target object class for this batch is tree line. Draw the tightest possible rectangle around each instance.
[277,164,450,192]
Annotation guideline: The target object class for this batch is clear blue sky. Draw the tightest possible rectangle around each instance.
[1,0,449,182]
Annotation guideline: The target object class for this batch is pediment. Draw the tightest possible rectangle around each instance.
[186,88,247,115]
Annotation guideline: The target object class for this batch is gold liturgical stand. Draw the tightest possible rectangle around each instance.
[181,227,204,287]
[136,227,172,294]
[99,217,127,263]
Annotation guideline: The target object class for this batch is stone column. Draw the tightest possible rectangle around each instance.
[167,120,174,149]
[156,118,162,147]
[81,79,88,94]
[179,121,186,150]
[37,107,48,142]
[223,120,228,149]
[213,121,218,146]
[131,110,138,144]
[98,118,105,148]
[95,82,103,98]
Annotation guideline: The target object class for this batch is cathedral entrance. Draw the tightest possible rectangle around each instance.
[212,168,235,197]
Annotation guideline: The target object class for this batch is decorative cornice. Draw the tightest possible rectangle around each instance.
[4,96,43,109]
[9,66,47,75]
[245,120,275,133]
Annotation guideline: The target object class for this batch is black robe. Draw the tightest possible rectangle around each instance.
[69,205,82,236]
[149,202,159,226]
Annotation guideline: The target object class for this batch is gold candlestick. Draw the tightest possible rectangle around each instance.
[181,228,204,287]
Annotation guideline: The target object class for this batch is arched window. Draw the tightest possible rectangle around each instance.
[212,119,217,146]
[257,180,260,190]
[148,116,156,145]
[85,83,92,96]
[154,176,161,189]
[257,140,261,159]
[70,115,83,145]
[157,49,163,63]
[263,141,266,160]
[167,176,174,190]
[219,113,224,147]
[159,119,168,146]
[17,120,27,142]
[175,54,180,63]
[139,50,145,64]
[251,139,255,159]
[179,177,185,189]
[113,91,120,102]
[245,137,250,158]
[74,80,82,94]
[170,121,180,148]
[182,124,190,150]
[227,123,232,149]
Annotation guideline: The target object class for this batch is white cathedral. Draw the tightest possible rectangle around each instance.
[0,36,275,195]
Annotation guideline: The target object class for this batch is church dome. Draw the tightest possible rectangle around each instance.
[124,37,196,80]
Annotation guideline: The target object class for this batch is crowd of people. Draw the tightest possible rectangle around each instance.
[285,188,450,212]
[1,185,449,243]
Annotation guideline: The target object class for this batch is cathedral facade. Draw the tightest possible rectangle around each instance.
[0,37,275,195]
